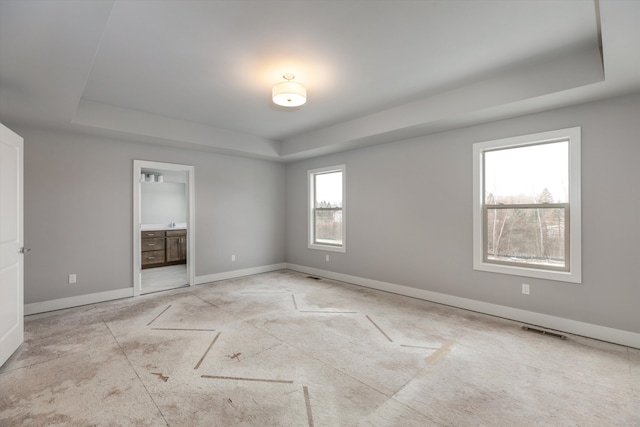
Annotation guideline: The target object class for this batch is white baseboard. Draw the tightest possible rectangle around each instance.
[286,263,640,349]
[25,288,134,315]
[195,263,287,285]
[24,263,287,315]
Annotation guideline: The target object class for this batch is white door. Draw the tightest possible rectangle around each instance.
[0,123,24,367]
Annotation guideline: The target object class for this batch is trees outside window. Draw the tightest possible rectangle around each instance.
[308,165,346,252]
[473,128,581,283]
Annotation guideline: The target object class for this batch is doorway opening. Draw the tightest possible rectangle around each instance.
[133,160,195,296]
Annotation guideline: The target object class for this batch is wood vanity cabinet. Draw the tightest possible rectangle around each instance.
[165,229,187,264]
[141,229,186,269]
[141,230,166,268]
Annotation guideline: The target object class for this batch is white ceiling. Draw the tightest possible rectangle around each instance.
[1,0,639,161]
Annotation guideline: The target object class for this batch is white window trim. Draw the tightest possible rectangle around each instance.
[308,164,346,253]
[472,127,581,283]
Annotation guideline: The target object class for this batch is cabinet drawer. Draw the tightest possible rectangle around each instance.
[166,229,186,237]
[142,238,165,251]
[141,230,165,238]
[141,250,165,266]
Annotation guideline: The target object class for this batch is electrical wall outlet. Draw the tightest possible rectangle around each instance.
[69,274,77,284]
[231,255,236,262]
[522,283,530,295]
[326,255,330,262]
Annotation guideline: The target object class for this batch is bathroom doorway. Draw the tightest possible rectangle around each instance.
[133,160,195,296]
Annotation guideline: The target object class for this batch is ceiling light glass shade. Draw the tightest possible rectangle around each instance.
[272,81,307,107]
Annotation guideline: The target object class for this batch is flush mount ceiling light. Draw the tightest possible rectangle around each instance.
[272,73,307,107]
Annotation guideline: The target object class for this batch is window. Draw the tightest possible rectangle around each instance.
[473,127,581,283]
[308,165,346,252]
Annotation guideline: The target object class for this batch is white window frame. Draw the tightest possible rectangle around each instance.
[308,164,346,253]
[473,127,581,283]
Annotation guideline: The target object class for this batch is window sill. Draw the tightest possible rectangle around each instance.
[308,243,346,253]
[473,261,581,283]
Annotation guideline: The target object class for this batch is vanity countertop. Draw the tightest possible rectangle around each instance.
[141,223,187,231]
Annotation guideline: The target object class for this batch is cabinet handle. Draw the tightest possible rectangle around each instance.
[147,233,154,236]
[147,243,155,246]
[147,256,155,260]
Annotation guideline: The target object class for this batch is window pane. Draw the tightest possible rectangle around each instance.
[315,209,343,245]
[484,141,568,204]
[315,171,342,208]
[486,207,566,268]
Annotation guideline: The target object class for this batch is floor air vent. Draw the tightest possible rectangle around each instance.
[521,326,567,340]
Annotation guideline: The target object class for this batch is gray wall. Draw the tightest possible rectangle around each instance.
[18,127,286,304]
[141,182,187,224]
[285,92,640,334]
[14,92,640,334]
